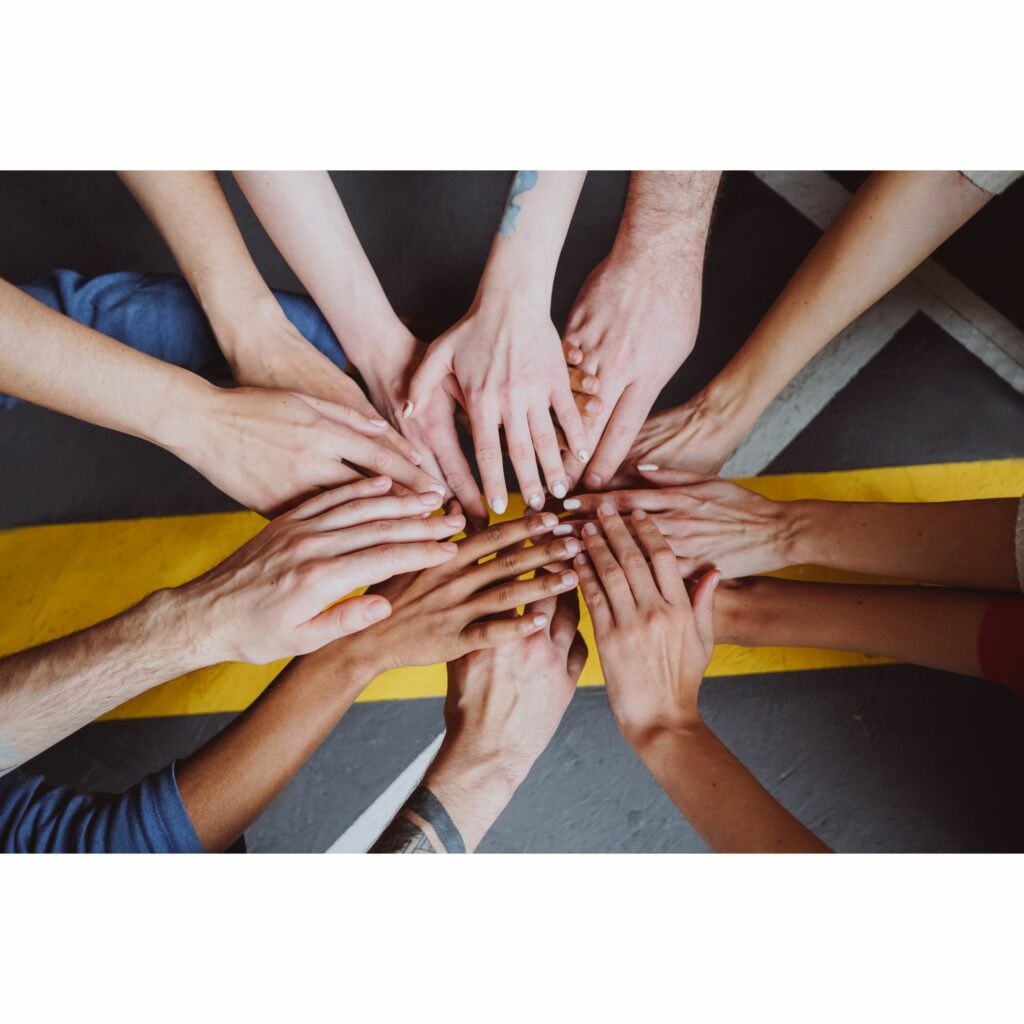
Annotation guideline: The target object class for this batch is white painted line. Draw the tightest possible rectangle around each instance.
[326,732,444,853]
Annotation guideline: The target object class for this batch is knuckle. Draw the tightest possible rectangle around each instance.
[373,518,394,538]
[486,524,506,547]
[500,549,521,573]
[603,564,625,585]
[476,444,502,465]
[509,441,533,462]
[532,431,557,451]
[624,553,647,572]
[374,447,395,472]
[496,583,516,605]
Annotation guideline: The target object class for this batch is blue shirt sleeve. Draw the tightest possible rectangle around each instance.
[0,762,204,853]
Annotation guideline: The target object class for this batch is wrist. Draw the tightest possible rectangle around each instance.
[477,252,555,309]
[784,500,828,566]
[134,585,214,676]
[622,713,705,763]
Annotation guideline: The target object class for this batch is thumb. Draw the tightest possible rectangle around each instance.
[636,466,718,487]
[405,340,453,419]
[301,595,393,650]
[690,570,720,656]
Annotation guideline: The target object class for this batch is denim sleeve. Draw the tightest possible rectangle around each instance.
[3,269,345,410]
[0,762,204,853]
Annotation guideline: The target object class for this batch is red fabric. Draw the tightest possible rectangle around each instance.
[977,598,1024,697]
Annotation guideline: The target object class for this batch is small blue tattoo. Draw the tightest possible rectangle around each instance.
[499,170,538,238]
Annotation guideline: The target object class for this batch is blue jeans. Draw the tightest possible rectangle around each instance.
[3,269,345,410]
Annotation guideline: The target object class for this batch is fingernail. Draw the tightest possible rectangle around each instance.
[563,498,582,510]
[598,501,615,517]
[637,463,659,472]
[444,514,466,527]
[402,401,414,418]
[369,417,388,428]
[440,541,459,552]
[633,509,648,521]
[490,495,507,515]
[420,491,442,506]
[527,493,544,510]
[553,524,574,536]
[532,613,549,627]
[568,348,582,364]
[585,398,601,413]
[539,513,558,529]
[370,476,390,488]
[578,449,590,463]
[409,449,425,464]
[582,522,597,537]
[551,482,567,499]
[366,599,391,623]
[559,571,577,588]
[587,473,604,488]
[563,539,581,555]
[574,552,587,566]
[584,376,598,393]
[427,481,447,497]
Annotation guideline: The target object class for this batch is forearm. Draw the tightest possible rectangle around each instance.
[0,277,210,447]
[0,589,208,774]
[702,170,992,441]
[632,721,829,853]
[175,641,378,851]
[232,171,409,375]
[716,576,992,678]
[479,171,586,301]
[787,498,1019,591]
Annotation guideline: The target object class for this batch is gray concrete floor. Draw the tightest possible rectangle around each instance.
[6,171,1024,851]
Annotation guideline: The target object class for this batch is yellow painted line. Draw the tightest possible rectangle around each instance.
[2,458,1022,720]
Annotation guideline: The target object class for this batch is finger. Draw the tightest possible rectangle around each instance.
[522,572,559,636]
[636,466,719,486]
[470,564,579,617]
[566,631,588,681]
[549,584,582,651]
[307,489,445,531]
[561,338,584,366]
[319,539,458,603]
[299,394,391,436]
[337,427,446,497]
[576,389,604,418]
[560,489,669,516]
[584,385,653,491]
[459,610,550,654]
[529,405,570,500]
[285,475,393,521]
[595,502,658,602]
[691,569,720,655]
[453,512,559,569]
[580,521,635,622]
[297,594,393,652]
[311,513,468,558]
[504,411,546,512]
[573,550,612,632]
[405,338,452,419]
[466,532,582,590]
[550,382,591,467]
[631,509,688,602]
[429,416,489,526]
[467,399,508,517]
[568,366,600,396]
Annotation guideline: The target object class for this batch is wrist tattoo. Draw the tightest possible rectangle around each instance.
[369,785,466,854]
[498,171,538,238]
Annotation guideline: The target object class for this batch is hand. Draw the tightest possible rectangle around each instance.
[574,503,719,739]
[359,328,489,528]
[219,297,427,473]
[406,292,590,515]
[414,585,587,851]
[561,469,800,579]
[179,475,461,664]
[342,512,583,674]
[562,245,702,491]
[175,383,445,516]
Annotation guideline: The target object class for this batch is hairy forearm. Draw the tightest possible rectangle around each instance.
[0,277,207,448]
[703,170,992,438]
[614,171,720,262]
[631,721,829,853]
[0,589,208,774]
[787,498,1019,591]
[176,641,378,851]
[232,171,407,374]
[716,576,991,678]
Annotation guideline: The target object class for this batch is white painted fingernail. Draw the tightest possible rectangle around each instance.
[553,524,574,536]
[527,494,544,510]
[559,572,577,588]
[490,495,507,515]
[402,401,414,418]
[551,482,567,499]
[563,498,582,510]
[369,418,388,428]
[428,481,447,496]
[578,449,590,463]
[637,463,659,471]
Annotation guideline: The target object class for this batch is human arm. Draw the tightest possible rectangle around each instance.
[622,171,993,476]
[575,503,828,852]
[0,476,458,775]
[118,171,429,479]
[564,468,1020,591]
[406,172,591,515]
[560,172,720,489]
[371,585,586,853]
[177,512,582,850]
